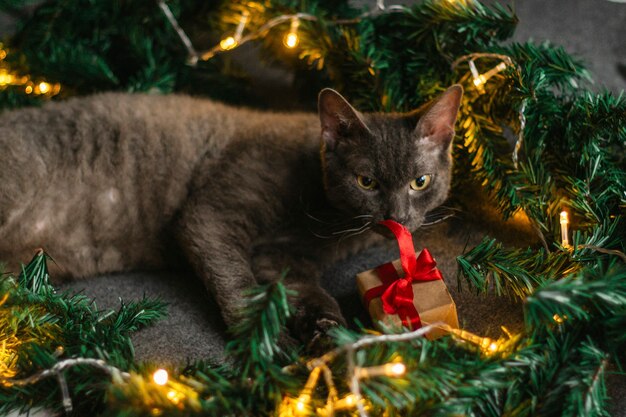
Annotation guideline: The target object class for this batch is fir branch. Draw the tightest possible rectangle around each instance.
[525,261,626,328]
[533,338,610,417]
[499,41,591,93]
[226,279,294,367]
[17,250,53,295]
[224,278,298,410]
[1,252,167,415]
[456,237,571,298]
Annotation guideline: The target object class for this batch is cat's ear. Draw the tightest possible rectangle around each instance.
[318,88,370,151]
[414,84,463,148]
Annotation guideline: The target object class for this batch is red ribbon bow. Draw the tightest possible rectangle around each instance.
[363,220,442,328]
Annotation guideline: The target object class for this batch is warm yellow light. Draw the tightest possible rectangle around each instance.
[152,369,169,385]
[470,60,508,93]
[38,82,51,94]
[219,10,249,52]
[0,71,12,85]
[25,85,33,94]
[283,18,300,49]
[472,75,485,87]
[356,361,406,379]
[333,394,358,411]
[553,314,566,324]
[386,362,406,376]
[0,49,6,60]
[166,389,182,404]
[284,32,299,48]
[560,210,570,247]
[296,394,309,413]
[478,337,499,354]
[480,337,491,349]
[220,36,238,50]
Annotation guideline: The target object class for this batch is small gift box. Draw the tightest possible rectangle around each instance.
[356,220,459,340]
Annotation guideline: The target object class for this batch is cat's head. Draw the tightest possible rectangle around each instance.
[318,85,463,233]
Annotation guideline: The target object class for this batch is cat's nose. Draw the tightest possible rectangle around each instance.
[385,214,409,225]
[384,209,410,225]
[385,195,410,225]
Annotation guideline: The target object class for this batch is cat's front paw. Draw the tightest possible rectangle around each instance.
[306,316,343,354]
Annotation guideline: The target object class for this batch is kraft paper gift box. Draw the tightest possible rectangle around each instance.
[356,220,459,340]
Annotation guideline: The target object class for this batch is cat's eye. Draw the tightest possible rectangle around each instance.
[410,174,432,191]
[356,175,378,190]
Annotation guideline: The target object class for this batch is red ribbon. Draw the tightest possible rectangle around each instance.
[363,220,442,328]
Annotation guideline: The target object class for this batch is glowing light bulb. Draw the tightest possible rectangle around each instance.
[284,32,299,48]
[38,82,51,94]
[495,61,507,72]
[468,60,508,94]
[472,75,486,87]
[560,210,570,248]
[219,10,249,52]
[220,36,238,50]
[25,85,33,94]
[283,19,300,49]
[356,361,406,378]
[296,394,309,413]
[488,342,498,352]
[386,362,406,376]
[480,337,491,349]
[0,71,12,85]
[334,394,358,411]
[152,369,169,385]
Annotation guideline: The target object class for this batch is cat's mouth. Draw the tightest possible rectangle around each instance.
[372,220,419,238]
[373,225,396,239]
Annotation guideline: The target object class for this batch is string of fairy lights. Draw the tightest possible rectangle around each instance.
[156,0,408,63]
[0,43,61,97]
[0,321,515,416]
[276,323,513,417]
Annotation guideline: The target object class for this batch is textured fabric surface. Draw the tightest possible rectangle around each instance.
[2,0,625,415]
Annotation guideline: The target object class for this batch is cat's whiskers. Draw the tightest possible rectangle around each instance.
[343,221,373,239]
[310,214,373,239]
[332,220,374,253]
[421,212,456,226]
[421,206,461,227]
[331,222,371,236]
[304,210,335,225]
[335,220,373,245]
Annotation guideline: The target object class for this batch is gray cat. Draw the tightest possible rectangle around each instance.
[0,85,462,344]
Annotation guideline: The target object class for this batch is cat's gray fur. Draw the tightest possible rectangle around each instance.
[0,85,462,343]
